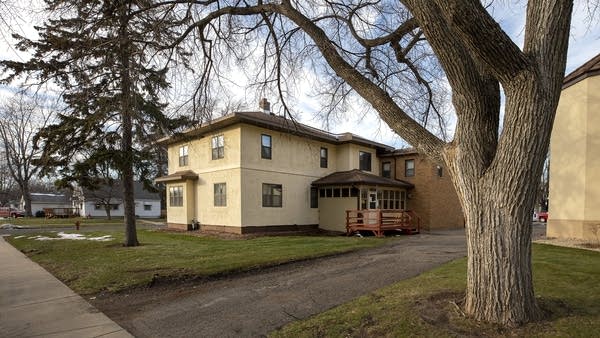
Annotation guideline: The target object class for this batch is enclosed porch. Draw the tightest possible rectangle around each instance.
[312,169,416,234]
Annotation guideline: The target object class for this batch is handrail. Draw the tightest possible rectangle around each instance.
[346,209,421,237]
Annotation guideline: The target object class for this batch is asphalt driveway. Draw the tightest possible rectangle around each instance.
[93,230,467,337]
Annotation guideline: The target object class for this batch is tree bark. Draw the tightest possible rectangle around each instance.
[22,182,32,217]
[119,2,138,247]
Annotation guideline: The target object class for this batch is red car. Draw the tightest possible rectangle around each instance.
[536,211,548,222]
[0,207,25,218]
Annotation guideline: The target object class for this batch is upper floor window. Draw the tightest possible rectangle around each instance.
[211,135,224,160]
[320,147,328,168]
[382,161,392,178]
[359,151,371,171]
[405,159,415,177]
[261,134,272,159]
[179,145,188,166]
[262,183,282,207]
[169,186,184,207]
[214,183,227,207]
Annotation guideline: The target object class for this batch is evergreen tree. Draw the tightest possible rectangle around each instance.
[2,0,190,246]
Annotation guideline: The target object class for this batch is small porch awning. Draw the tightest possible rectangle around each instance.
[154,170,199,183]
[312,169,413,189]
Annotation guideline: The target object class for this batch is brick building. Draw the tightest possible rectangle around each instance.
[380,149,464,230]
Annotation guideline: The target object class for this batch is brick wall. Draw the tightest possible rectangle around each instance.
[385,153,464,230]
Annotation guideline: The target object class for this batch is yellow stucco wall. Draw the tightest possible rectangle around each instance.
[165,180,196,227]
[548,75,600,240]
[335,143,380,174]
[318,197,357,232]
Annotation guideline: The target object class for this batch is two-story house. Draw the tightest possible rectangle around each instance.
[156,100,463,233]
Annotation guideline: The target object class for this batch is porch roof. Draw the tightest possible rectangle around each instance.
[312,169,414,188]
[154,170,199,183]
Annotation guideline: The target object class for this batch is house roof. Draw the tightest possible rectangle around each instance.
[157,111,393,151]
[379,147,420,158]
[563,53,600,89]
[29,193,71,204]
[312,169,414,188]
[80,181,160,201]
[154,170,199,183]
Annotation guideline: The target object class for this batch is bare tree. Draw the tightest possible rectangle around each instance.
[0,93,51,216]
[137,0,571,326]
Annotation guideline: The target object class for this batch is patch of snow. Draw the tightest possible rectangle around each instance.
[0,224,27,229]
[29,232,114,242]
[13,235,25,239]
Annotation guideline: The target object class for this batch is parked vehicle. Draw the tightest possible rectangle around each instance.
[537,211,548,222]
[0,207,25,218]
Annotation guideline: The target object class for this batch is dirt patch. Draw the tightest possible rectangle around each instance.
[535,237,600,252]
[413,291,573,337]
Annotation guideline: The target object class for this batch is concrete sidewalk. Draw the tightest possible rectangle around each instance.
[0,236,132,338]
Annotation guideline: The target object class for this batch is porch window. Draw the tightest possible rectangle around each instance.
[379,190,404,210]
[179,145,188,166]
[211,135,224,160]
[169,186,183,207]
[262,183,282,207]
[382,161,392,178]
[320,147,328,168]
[261,134,272,159]
[214,183,227,206]
[405,159,415,177]
[359,151,372,171]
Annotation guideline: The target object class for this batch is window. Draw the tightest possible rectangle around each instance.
[382,161,392,178]
[378,190,405,210]
[261,134,272,159]
[211,135,225,160]
[111,204,119,210]
[144,204,152,211]
[320,147,328,168]
[262,183,282,207]
[437,165,443,177]
[405,159,415,177]
[179,145,188,166]
[359,151,372,171]
[94,204,119,210]
[213,183,227,206]
[310,187,318,208]
[94,204,102,210]
[169,186,183,207]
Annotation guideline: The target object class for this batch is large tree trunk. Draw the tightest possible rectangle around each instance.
[119,2,138,247]
[104,205,112,220]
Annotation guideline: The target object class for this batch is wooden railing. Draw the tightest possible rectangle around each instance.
[346,209,421,237]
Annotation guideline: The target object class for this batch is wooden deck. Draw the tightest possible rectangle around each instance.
[346,209,421,237]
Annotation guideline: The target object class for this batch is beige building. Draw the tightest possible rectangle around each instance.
[156,102,464,233]
[548,53,600,240]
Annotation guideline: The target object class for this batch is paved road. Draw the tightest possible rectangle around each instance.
[95,230,467,338]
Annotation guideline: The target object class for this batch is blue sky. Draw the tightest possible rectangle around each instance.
[1,2,599,149]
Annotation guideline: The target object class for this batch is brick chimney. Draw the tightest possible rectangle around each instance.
[259,98,271,114]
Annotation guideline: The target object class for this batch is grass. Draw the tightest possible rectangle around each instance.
[6,230,389,295]
[271,244,600,337]
[1,217,164,227]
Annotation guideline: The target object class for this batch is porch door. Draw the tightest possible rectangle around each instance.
[368,189,378,209]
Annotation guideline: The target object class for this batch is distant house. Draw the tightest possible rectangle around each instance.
[155,99,464,233]
[73,181,161,218]
[21,193,72,216]
[548,53,600,240]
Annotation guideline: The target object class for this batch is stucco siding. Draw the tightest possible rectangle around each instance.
[195,168,242,227]
[549,80,587,221]
[240,168,318,227]
[318,197,357,232]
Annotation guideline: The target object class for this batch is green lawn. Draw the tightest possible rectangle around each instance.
[6,230,388,295]
[1,217,164,227]
[272,244,600,337]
